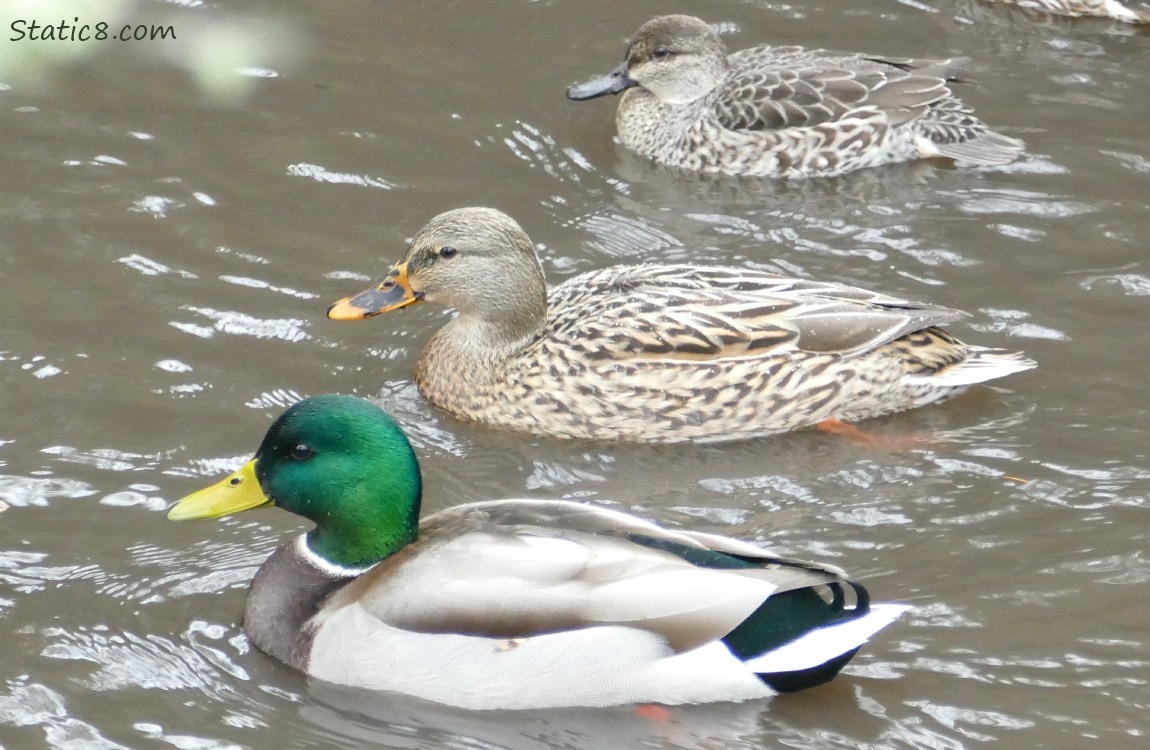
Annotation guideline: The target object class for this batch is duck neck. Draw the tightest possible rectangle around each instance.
[618,88,714,153]
[445,306,545,357]
[244,536,355,670]
[418,273,547,392]
[460,260,548,347]
[304,480,422,569]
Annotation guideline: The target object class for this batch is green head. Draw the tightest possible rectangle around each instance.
[169,394,423,568]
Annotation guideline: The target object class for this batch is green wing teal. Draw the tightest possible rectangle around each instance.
[567,15,1025,178]
[984,0,1150,21]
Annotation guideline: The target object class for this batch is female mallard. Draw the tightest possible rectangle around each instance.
[169,394,909,709]
[326,207,1035,443]
[566,15,1024,178]
[985,0,1149,21]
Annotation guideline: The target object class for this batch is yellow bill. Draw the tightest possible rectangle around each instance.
[167,459,271,520]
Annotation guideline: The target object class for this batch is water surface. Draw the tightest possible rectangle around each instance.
[2,0,1149,748]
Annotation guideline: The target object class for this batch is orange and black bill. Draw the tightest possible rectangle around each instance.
[327,262,423,320]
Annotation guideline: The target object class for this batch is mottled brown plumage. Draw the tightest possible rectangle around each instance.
[567,15,1025,178]
[985,0,1150,21]
[327,208,1036,443]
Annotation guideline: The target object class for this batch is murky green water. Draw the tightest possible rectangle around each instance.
[2,0,1148,747]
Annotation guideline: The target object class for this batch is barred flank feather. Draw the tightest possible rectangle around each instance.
[986,0,1150,22]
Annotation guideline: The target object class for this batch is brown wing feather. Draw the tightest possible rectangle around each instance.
[716,47,963,132]
[542,265,966,365]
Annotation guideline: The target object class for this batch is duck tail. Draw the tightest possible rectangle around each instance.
[919,347,1037,387]
[1109,1,1150,22]
[930,130,1026,167]
[723,582,910,693]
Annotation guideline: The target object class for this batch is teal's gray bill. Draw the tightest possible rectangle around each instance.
[567,61,637,101]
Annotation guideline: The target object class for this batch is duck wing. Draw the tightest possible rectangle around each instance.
[717,46,967,131]
[542,264,966,364]
[318,499,845,652]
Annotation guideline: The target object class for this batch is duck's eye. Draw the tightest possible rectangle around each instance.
[652,47,671,60]
[438,246,458,259]
[290,444,314,461]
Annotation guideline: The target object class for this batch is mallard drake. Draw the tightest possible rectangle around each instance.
[326,207,1035,443]
[169,394,909,709]
[566,15,1024,178]
[984,0,1149,21]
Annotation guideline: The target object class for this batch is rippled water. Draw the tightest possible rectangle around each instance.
[2,0,1149,747]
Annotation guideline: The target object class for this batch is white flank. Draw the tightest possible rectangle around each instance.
[743,603,911,674]
[309,615,773,709]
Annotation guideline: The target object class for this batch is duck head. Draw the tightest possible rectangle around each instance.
[327,207,548,345]
[568,15,729,106]
[168,395,422,568]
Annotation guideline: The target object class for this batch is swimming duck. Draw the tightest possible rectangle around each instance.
[168,394,909,709]
[326,207,1035,443]
[984,0,1149,21]
[566,15,1024,178]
